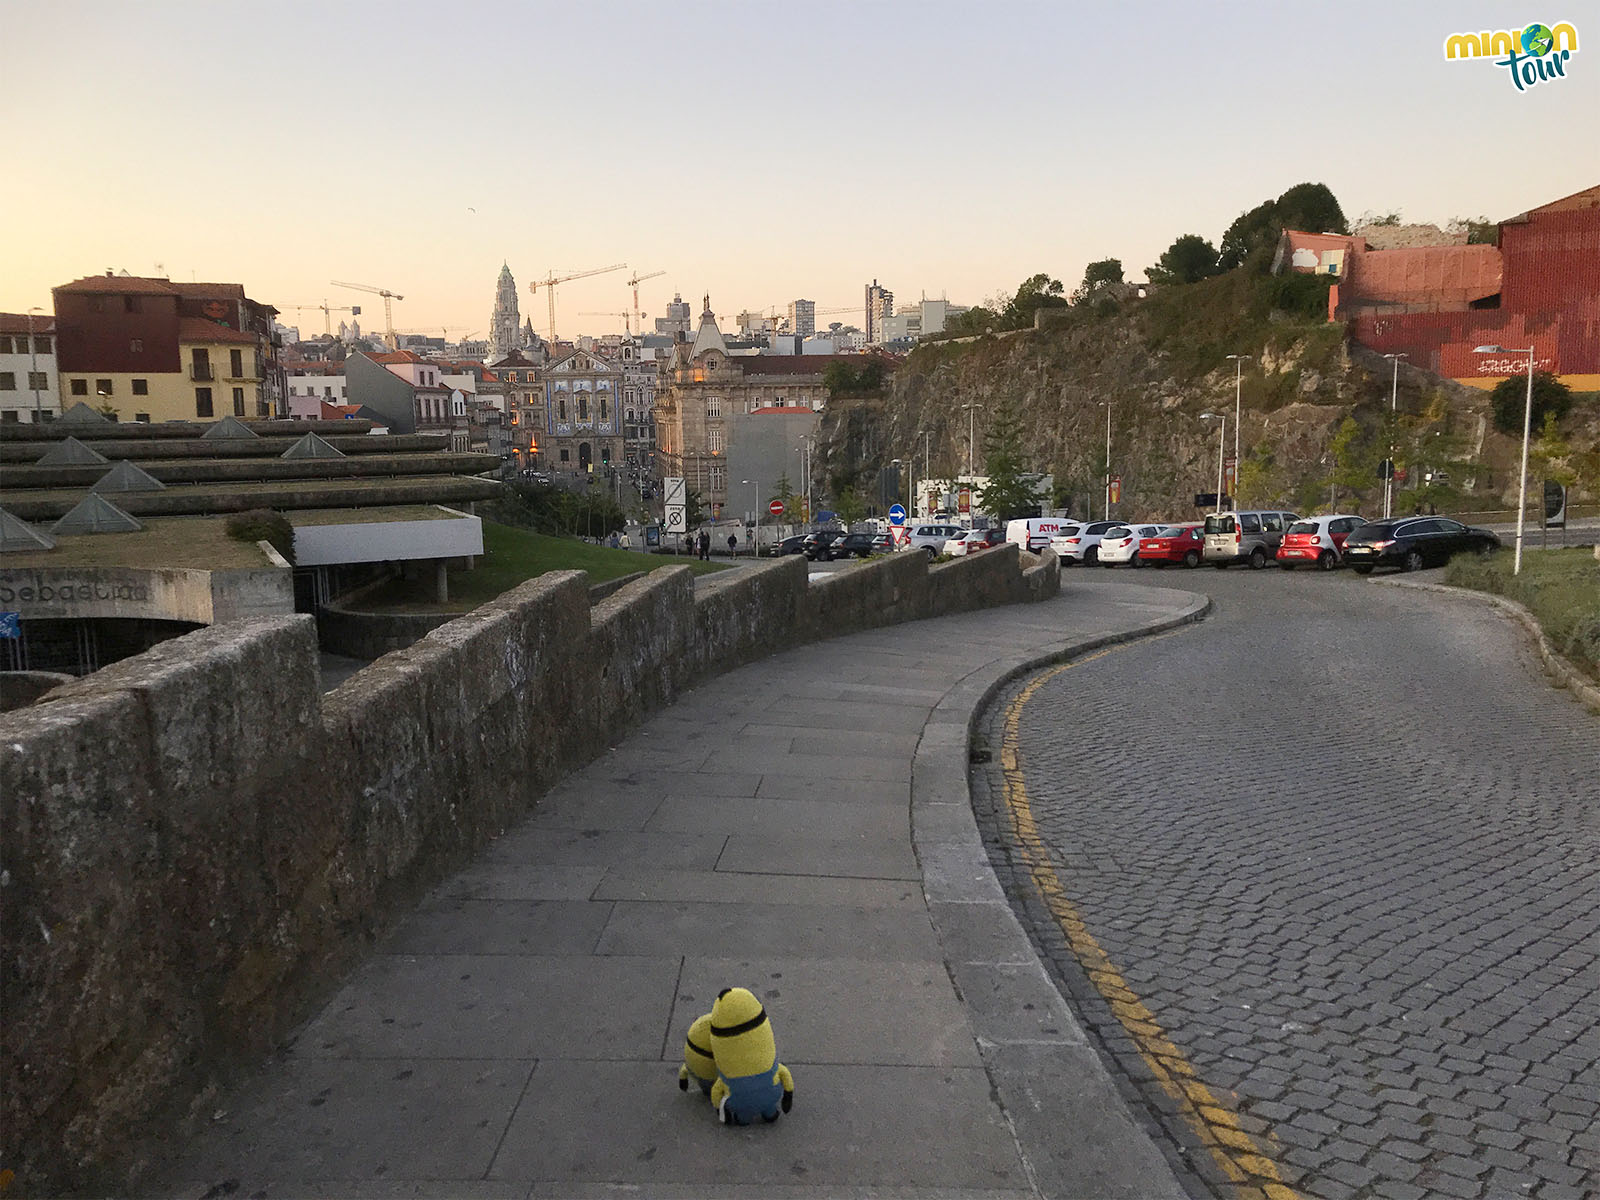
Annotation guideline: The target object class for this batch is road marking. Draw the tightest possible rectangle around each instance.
[998,635,1299,1199]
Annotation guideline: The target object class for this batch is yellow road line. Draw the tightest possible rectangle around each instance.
[998,637,1299,1199]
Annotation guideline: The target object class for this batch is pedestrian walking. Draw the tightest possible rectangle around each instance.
[698,530,711,560]
[727,533,738,557]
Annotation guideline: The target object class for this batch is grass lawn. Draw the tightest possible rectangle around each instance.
[355,520,729,613]
[1445,547,1600,680]
[1,515,269,569]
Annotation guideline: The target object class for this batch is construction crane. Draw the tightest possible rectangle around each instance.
[330,280,405,347]
[625,270,666,338]
[578,311,638,337]
[280,300,358,338]
[528,264,625,342]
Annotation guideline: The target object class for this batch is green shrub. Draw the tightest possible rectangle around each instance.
[225,509,294,563]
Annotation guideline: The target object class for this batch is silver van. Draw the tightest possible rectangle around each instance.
[1203,510,1300,568]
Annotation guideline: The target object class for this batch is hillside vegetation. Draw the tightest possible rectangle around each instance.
[820,258,1597,523]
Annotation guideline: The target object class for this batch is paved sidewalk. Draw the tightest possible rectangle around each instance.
[160,582,1207,1200]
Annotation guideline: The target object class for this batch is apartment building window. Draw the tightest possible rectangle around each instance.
[0,373,14,390]
[2,411,18,423]
[191,349,212,381]
[230,349,243,377]
[558,397,567,421]
[123,295,141,313]
[135,412,150,424]
[0,336,10,352]
[35,336,52,354]
[559,448,570,462]
[130,339,143,352]
[324,386,333,398]
[706,396,722,417]
[70,379,87,395]
[577,395,589,420]
[131,379,148,395]
[710,465,725,493]
[195,387,214,417]
[257,399,270,417]
[599,395,608,420]
[26,372,44,391]
[232,387,246,416]
[88,296,105,312]
[708,430,724,455]
[95,379,113,396]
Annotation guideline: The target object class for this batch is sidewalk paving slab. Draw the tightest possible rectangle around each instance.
[155,582,1207,1199]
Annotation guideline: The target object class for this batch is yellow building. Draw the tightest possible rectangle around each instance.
[53,275,279,423]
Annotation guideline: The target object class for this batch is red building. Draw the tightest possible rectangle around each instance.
[1345,185,1600,390]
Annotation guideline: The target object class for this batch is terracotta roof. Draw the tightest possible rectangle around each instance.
[0,313,56,334]
[179,317,260,345]
[371,350,428,364]
[54,274,179,295]
[178,282,247,300]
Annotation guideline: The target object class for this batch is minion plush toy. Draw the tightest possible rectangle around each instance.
[677,1012,717,1096]
[708,986,795,1125]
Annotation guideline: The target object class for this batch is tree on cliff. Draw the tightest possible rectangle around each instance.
[1146,235,1221,285]
[1218,183,1348,270]
[976,397,1043,520]
[1489,371,1571,436]
[1005,273,1068,326]
[1071,259,1124,304]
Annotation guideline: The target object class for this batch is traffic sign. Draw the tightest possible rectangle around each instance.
[663,477,686,507]
[817,510,836,523]
[0,612,19,639]
[768,498,785,516]
[888,504,907,526]
[664,506,686,533]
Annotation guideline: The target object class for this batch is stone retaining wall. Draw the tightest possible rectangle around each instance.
[0,547,1057,1196]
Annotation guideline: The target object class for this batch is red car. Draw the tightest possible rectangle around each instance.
[1277,514,1364,571]
[1136,524,1205,568]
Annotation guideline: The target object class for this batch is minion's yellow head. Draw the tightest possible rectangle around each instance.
[710,986,778,1078]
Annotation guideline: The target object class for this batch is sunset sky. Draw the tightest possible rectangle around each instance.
[5,1,1595,338]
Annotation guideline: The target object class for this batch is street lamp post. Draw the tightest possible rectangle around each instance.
[915,429,932,518]
[1226,354,1250,507]
[1382,353,1407,519]
[1474,345,1536,576]
[1201,412,1226,515]
[1101,399,1113,519]
[26,307,44,424]
[960,403,977,478]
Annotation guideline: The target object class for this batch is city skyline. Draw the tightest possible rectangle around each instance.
[5,1,1595,336]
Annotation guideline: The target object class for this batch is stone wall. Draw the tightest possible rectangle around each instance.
[0,546,1056,1196]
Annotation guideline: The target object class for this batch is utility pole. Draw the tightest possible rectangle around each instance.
[26,307,44,423]
[961,403,978,478]
[1103,400,1112,519]
[1226,354,1250,508]
[1382,353,1407,519]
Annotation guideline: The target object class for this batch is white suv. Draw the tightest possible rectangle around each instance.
[900,523,964,558]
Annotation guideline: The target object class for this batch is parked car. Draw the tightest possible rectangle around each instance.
[1137,524,1205,568]
[803,529,849,561]
[1005,517,1068,553]
[1277,514,1365,571]
[767,534,808,557]
[900,523,965,558]
[1342,517,1500,574]
[944,528,1006,557]
[831,532,879,559]
[1097,524,1166,567]
[1049,520,1123,565]
[869,532,894,554]
[1203,510,1301,569]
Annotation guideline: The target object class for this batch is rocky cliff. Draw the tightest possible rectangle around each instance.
[817,272,1589,522]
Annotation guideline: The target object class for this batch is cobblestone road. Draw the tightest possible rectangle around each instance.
[972,569,1599,1200]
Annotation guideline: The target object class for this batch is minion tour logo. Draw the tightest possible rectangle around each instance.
[1444,21,1579,91]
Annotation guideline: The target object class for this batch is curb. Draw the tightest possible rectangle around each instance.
[1376,577,1600,714]
[910,589,1212,1199]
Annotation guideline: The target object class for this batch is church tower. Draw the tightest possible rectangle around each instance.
[490,263,521,360]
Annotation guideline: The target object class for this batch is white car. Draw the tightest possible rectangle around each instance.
[1048,520,1122,565]
[899,523,964,558]
[1097,524,1166,567]
[942,528,1004,557]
